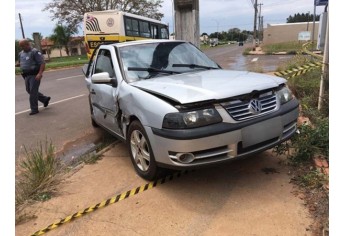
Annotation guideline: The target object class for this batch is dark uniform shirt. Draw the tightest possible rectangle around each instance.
[19,48,45,74]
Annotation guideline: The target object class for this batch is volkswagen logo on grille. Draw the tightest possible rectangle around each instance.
[248,99,262,114]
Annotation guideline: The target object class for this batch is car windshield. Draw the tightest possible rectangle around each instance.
[118,41,220,83]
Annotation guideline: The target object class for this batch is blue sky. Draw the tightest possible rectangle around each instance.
[15,0,327,39]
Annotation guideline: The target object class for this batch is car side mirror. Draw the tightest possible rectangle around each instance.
[91,72,118,87]
[91,72,112,84]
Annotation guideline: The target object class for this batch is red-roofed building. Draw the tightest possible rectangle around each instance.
[40,36,86,58]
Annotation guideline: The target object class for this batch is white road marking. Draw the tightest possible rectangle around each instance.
[56,75,84,81]
[251,57,258,62]
[15,94,86,115]
[279,56,290,59]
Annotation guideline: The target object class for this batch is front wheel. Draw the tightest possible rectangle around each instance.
[127,120,159,180]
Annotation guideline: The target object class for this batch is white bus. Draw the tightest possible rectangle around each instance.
[83,10,170,58]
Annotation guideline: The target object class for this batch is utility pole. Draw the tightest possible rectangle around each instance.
[18,13,25,39]
[171,0,175,38]
[307,11,310,31]
[257,3,263,42]
[258,3,263,26]
[312,3,317,48]
[260,16,264,41]
[318,7,329,111]
[253,0,258,48]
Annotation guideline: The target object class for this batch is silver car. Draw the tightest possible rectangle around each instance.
[83,40,299,180]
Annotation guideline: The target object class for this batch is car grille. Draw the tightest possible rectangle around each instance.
[222,94,278,121]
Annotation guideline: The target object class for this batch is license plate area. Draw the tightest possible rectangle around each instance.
[241,117,282,148]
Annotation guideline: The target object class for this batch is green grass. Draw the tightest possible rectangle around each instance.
[262,41,318,54]
[262,41,304,54]
[15,55,89,74]
[242,47,252,55]
[48,55,88,63]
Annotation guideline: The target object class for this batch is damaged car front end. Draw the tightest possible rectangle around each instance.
[83,40,299,180]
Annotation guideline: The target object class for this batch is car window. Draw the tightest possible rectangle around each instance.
[94,49,115,78]
[118,42,219,82]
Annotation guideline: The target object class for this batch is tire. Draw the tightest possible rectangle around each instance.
[127,120,159,180]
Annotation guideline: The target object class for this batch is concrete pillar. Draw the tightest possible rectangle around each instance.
[174,0,200,48]
[33,32,42,51]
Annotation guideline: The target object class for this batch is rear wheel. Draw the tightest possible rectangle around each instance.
[127,120,159,180]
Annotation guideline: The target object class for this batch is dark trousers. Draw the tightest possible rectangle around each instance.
[24,75,49,112]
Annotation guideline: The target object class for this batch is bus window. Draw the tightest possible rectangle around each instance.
[160,27,169,39]
[151,25,158,39]
[125,18,139,36]
[139,21,150,38]
[132,20,139,36]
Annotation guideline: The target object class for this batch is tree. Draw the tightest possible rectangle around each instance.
[43,0,164,30]
[209,32,218,39]
[50,24,78,56]
[286,13,320,23]
[15,40,20,61]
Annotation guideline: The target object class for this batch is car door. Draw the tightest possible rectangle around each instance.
[90,48,123,136]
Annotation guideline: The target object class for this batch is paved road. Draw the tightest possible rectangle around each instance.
[205,43,294,72]
[15,67,107,159]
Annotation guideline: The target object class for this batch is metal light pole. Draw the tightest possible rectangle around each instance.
[171,0,175,38]
[18,13,25,39]
[307,11,310,31]
[312,4,317,48]
[253,0,258,48]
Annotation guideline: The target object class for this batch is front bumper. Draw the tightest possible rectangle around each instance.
[146,99,299,169]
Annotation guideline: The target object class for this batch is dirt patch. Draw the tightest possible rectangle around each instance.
[288,159,329,236]
[16,147,313,236]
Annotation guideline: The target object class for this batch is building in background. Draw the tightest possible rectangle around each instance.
[41,36,86,59]
[263,22,319,45]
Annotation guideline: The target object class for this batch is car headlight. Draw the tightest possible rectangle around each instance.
[276,86,293,104]
[163,108,222,129]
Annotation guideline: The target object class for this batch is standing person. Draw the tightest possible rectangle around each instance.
[16,39,51,115]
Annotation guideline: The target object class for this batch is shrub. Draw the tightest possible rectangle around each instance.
[16,140,65,209]
[273,54,329,163]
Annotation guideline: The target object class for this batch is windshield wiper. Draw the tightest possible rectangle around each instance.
[128,67,180,75]
[172,64,219,70]
[128,67,181,79]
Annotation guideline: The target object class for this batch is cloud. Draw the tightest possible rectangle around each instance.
[15,0,326,39]
[161,0,325,34]
[15,0,58,38]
